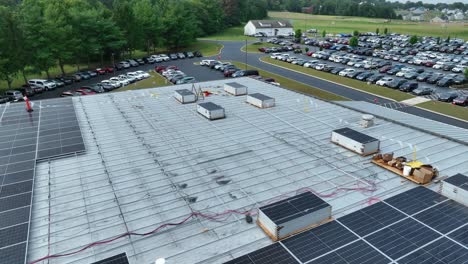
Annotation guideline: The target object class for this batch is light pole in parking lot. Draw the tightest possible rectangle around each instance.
[245,38,248,70]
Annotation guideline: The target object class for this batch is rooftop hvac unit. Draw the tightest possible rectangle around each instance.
[174,89,196,104]
[224,82,248,96]
[197,102,225,120]
[246,93,275,109]
[360,114,375,128]
[331,127,379,156]
[441,173,468,206]
[257,192,331,241]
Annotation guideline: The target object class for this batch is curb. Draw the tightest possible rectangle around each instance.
[414,105,468,123]
[259,57,398,102]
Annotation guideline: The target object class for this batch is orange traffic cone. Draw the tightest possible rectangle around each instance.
[25,96,33,112]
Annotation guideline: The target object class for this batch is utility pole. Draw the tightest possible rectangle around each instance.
[245,38,248,70]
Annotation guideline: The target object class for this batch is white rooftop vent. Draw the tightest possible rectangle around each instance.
[224,82,247,96]
[258,22,271,27]
[331,127,380,156]
[174,89,196,104]
[197,102,225,120]
[442,173,468,206]
[360,114,375,128]
[246,93,275,108]
[278,21,285,27]
[257,192,331,241]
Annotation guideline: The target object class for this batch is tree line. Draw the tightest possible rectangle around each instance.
[0,0,267,89]
[267,0,467,19]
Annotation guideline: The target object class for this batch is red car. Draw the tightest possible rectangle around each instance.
[258,47,267,52]
[224,68,239,77]
[379,65,393,73]
[61,91,81,97]
[306,51,314,56]
[424,61,435,67]
[452,95,468,106]
[75,88,96,95]
[155,65,167,73]
[96,68,106,75]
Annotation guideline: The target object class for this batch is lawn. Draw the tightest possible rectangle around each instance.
[230,61,348,101]
[200,26,255,41]
[116,71,171,92]
[417,101,468,121]
[269,11,467,40]
[261,57,414,101]
[241,42,281,53]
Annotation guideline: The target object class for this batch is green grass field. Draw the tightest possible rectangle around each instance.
[262,57,414,101]
[269,11,467,40]
[241,42,281,53]
[230,61,348,101]
[417,101,468,121]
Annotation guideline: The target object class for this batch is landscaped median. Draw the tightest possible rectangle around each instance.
[116,71,172,92]
[230,61,348,101]
[261,57,415,102]
[417,101,468,122]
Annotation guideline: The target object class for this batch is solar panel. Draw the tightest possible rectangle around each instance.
[384,186,447,215]
[37,98,85,160]
[338,202,406,236]
[92,253,130,264]
[332,127,378,144]
[0,98,86,264]
[282,221,358,262]
[364,218,440,259]
[413,200,468,234]
[444,173,468,191]
[259,192,329,224]
[398,237,468,264]
[448,225,468,247]
[310,240,391,264]
[225,243,299,264]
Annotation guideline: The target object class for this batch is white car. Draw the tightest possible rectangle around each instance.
[201,59,215,66]
[452,65,466,73]
[159,54,170,61]
[270,53,282,59]
[215,62,230,70]
[28,79,57,90]
[315,64,326,70]
[433,62,446,69]
[118,61,130,68]
[102,80,121,88]
[110,77,129,86]
[135,70,151,78]
[118,74,136,83]
[150,55,162,62]
[303,60,319,68]
[126,72,144,81]
[278,54,290,61]
[376,77,394,86]
[339,68,355,77]
[286,56,298,63]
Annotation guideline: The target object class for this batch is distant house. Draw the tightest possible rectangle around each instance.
[244,20,294,37]
[430,16,446,23]
[410,15,424,21]
[454,12,464,20]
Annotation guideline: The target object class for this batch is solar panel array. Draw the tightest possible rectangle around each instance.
[260,192,330,224]
[332,127,378,144]
[37,98,85,160]
[0,98,85,264]
[224,187,468,264]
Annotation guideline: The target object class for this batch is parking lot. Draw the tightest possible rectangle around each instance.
[259,34,468,104]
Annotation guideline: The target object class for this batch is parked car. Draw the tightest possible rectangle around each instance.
[177,53,186,59]
[201,59,216,66]
[0,96,9,104]
[176,76,196,84]
[95,68,107,75]
[86,70,98,78]
[193,51,203,57]
[356,72,374,81]
[118,61,130,68]
[169,54,178,60]
[128,59,139,67]
[376,77,394,86]
[48,79,65,87]
[387,79,407,89]
[75,88,97,95]
[367,74,384,83]
[452,95,468,106]
[438,92,458,102]
[399,82,418,92]
[338,68,355,77]
[82,85,105,93]
[76,72,91,80]
[437,77,454,87]
[186,51,194,58]
[412,87,433,96]
[224,68,240,77]
[5,90,24,101]
[28,79,57,91]
[231,70,259,77]
[136,58,145,65]
[18,86,35,97]
[101,80,121,88]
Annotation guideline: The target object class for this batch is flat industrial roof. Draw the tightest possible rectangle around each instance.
[11,77,468,264]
